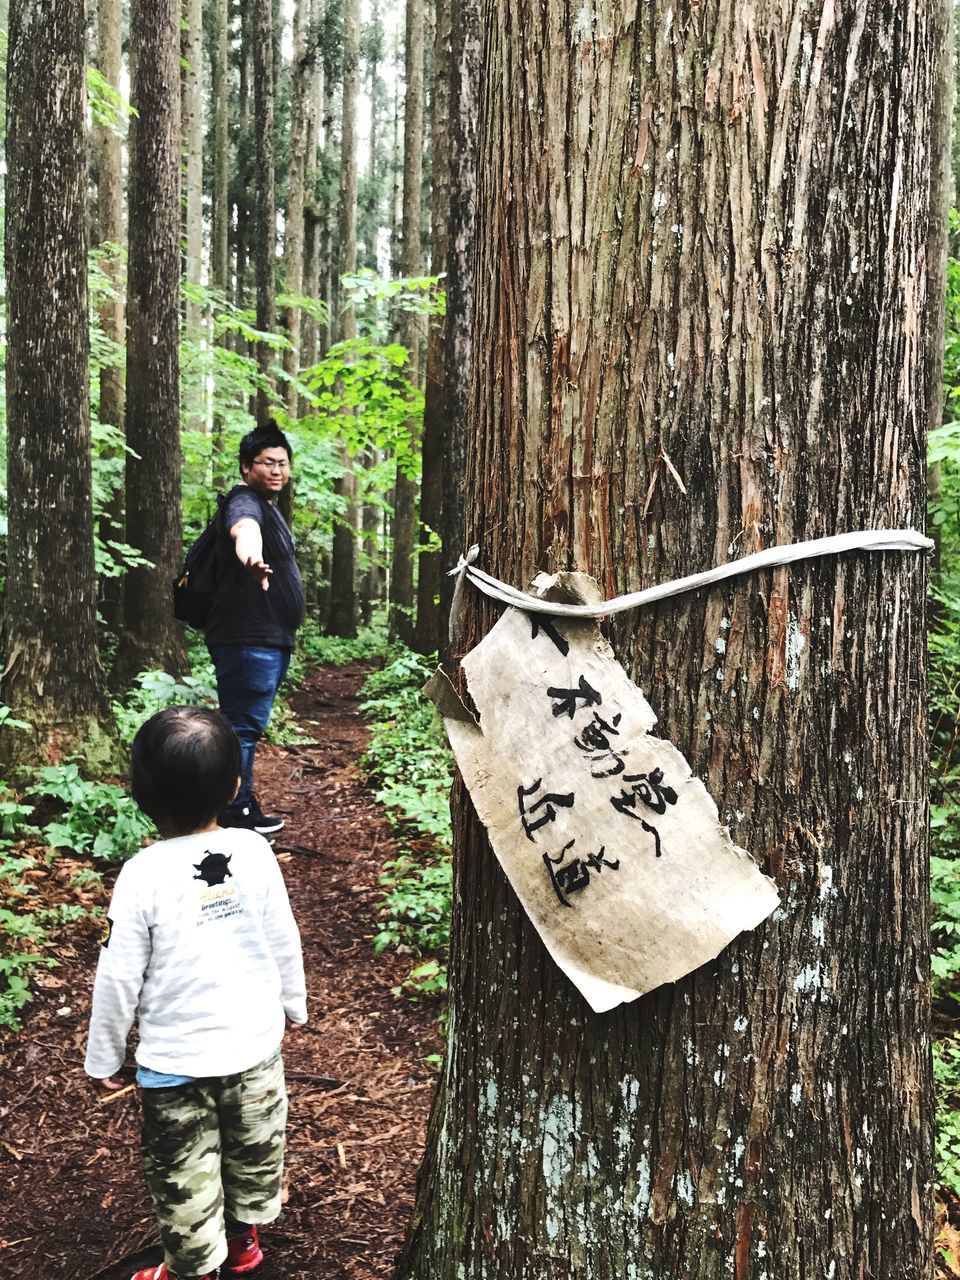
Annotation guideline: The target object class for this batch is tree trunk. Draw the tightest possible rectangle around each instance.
[182,0,203,344]
[389,0,423,648]
[436,0,478,665]
[283,0,308,414]
[253,0,276,422]
[300,0,324,400]
[211,0,230,297]
[95,0,126,635]
[412,0,450,655]
[3,0,107,766]
[115,0,186,684]
[326,0,360,639]
[236,0,253,321]
[96,0,124,430]
[397,3,941,1278]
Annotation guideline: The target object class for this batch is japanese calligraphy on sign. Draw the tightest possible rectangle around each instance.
[425,570,780,1013]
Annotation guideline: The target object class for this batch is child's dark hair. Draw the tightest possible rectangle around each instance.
[131,707,241,834]
[238,420,293,473]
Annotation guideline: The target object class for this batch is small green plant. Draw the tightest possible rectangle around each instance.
[393,959,447,1001]
[374,853,451,956]
[0,952,57,1030]
[30,763,155,863]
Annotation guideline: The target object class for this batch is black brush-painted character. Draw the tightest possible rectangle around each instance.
[543,839,620,907]
[530,616,570,656]
[574,710,627,777]
[547,674,602,719]
[193,851,233,887]
[612,767,678,816]
[518,778,575,841]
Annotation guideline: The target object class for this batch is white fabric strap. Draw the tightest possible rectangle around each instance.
[447,529,933,624]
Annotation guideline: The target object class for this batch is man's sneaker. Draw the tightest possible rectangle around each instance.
[218,803,257,831]
[248,795,285,835]
[225,1224,264,1273]
[130,1264,219,1280]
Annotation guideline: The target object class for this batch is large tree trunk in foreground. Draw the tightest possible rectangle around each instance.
[3,0,107,766]
[389,0,423,648]
[115,0,186,683]
[397,3,942,1278]
[326,0,360,638]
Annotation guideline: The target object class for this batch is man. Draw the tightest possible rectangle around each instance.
[205,421,305,834]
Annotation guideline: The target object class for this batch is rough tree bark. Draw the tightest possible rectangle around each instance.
[437,0,478,663]
[326,0,360,638]
[397,3,942,1278]
[389,0,423,647]
[412,0,451,654]
[114,0,186,683]
[253,0,276,422]
[2,0,107,766]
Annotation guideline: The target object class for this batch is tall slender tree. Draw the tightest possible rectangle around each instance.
[326,0,360,637]
[253,0,277,422]
[182,0,204,345]
[95,0,127,633]
[235,0,254,319]
[300,0,325,390]
[412,0,450,654]
[114,0,186,683]
[397,1,943,1277]
[96,0,125,437]
[283,0,309,414]
[2,0,107,765]
[210,0,231,297]
[437,0,479,658]
[389,0,424,646]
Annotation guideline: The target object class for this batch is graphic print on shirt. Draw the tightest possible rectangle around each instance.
[193,851,244,926]
[193,851,233,886]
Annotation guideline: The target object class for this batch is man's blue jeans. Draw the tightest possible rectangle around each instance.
[208,645,291,810]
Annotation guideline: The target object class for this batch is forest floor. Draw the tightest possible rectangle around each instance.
[0,661,442,1280]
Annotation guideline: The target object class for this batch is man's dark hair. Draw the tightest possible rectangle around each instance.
[131,706,242,834]
[238,420,293,473]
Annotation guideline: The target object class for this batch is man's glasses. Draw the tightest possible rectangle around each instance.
[253,457,290,473]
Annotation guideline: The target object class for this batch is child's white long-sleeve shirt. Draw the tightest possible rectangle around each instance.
[84,827,307,1079]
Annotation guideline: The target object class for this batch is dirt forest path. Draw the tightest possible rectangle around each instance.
[0,662,442,1280]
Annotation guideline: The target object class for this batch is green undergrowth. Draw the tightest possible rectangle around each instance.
[358,647,454,1001]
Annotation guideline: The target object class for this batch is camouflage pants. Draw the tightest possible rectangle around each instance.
[140,1051,287,1279]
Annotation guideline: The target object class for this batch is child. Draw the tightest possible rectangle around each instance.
[84,706,307,1280]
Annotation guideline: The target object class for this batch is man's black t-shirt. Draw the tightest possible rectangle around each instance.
[204,485,305,649]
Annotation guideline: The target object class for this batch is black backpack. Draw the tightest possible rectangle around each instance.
[172,494,228,629]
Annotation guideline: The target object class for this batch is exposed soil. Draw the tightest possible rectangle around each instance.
[0,662,442,1280]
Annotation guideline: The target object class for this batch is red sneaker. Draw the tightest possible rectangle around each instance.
[225,1225,264,1273]
[130,1265,218,1280]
